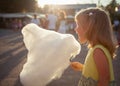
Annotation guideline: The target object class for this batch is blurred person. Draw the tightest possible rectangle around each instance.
[56,10,67,34]
[113,18,120,31]
[71,7,117,86]
[47,10,57,31]
[18,19,23,30]
[113,18,120,45]
[66,15,76,34]
[31,14,40,26]
[12,18,18,31]
[40,14,49,29]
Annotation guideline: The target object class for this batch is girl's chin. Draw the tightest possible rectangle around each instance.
[78,39,87,44]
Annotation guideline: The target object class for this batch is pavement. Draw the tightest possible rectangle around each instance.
[0,29,120,86]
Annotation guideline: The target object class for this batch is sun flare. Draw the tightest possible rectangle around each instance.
[37,0,120,8]
[38,0,79,8]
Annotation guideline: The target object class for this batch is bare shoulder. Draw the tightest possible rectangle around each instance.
[93,48,106,58]
[93,48,108,65]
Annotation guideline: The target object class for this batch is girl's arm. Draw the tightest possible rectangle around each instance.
[93,48,110,86]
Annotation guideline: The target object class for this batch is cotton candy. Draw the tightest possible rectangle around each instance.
[20,23,81,86]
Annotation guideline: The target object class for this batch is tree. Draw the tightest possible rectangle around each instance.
[0,0,37,13]
[106,0,119,23]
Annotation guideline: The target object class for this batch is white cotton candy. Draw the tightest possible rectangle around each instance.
[20,23,81,86]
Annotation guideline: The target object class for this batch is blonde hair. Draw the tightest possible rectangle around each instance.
[75,7,116,58]
[58,10,66,20]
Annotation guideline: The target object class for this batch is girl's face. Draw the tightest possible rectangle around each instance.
[75,21,87,44]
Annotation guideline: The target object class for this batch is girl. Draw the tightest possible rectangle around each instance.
[71,7,117,86]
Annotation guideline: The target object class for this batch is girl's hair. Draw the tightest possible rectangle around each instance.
[75,7,117,58]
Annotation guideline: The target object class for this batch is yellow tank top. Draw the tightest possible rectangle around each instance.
[82,45,115,81]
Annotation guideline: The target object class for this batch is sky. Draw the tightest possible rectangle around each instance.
[37,0,120,7]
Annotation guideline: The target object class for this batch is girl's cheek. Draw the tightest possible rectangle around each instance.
[76,28,81,34]
[75,27,79,33]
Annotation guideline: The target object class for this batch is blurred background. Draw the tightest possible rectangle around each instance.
[0,0,120,29]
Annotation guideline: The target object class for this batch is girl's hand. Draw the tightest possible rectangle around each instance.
[70,62,83,71]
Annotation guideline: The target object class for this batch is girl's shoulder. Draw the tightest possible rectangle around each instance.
[92,45,108,52]
[92,44,111,60]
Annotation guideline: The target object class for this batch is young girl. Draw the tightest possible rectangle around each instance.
[71,7,117,86]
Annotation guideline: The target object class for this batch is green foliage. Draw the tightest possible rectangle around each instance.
[105,0,120,23]
[0,0,37,13]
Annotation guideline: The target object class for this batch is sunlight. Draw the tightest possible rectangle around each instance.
[37,0,120,8]
[38,0,79,8]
